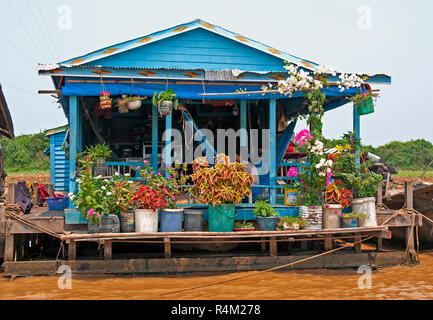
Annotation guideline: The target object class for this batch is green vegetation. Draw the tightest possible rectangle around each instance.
[324,138,433,172]
[1,132,50,173]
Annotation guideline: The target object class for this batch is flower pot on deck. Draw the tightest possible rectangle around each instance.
[183,209,204,231]
[134,209,159,232]
[323,204,342,229]
[208,204,236,232]
[256,217,279,231]
[120,210,135,232]
[351,197,377,227]
[300,205,323,230]
[87,214,120,234]
[160,208,183,232]
[342,217,358,228]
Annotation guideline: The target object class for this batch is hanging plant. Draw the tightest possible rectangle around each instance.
[124,96,145,111]
[99,91,112,110]
[151,89,179,116]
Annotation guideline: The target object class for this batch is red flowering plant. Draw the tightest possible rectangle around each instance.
[112,174,136,213]
[132,185,169,211]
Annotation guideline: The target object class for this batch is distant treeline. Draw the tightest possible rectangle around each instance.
[324,138,433,171]
[1,132,50,172]
[1,132,432,173]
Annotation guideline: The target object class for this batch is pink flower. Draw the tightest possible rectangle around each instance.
[287,167,298,178]
[171,196,175,200]
[312,206,316,209]
[326,205,329,208]
[334,211,338,214]
[341,213,344,216]
[300,218,303,221]
[295,129,312,146]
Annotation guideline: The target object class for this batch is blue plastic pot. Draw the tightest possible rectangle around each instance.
[342,217,358,228]
[257,217,279,231]
[160,209,184,232]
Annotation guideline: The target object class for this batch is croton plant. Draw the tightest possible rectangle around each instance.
[189,154,254,206]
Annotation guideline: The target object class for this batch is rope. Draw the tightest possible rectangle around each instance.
[159,235,374,296]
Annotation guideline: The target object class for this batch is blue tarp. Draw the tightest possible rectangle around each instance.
[61,80,360,100]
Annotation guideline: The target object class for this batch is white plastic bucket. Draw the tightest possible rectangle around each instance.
[134,209,158,232]
[352,197,377,227]
[322,204,342,229]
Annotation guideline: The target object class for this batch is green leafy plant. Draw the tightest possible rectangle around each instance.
[85,143,112,162]
[253,200,279,218]
[276,216,307,230]
[234,221,255,229]
[151,89,179,110]
[124,96,145,103]
[189,154,254,206]
[342,212,368,221]
[112,174,136,212]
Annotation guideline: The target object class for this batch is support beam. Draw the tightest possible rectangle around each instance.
[69,96,80,203]
[269,99,277,204]
[353,104,361,166]
[376,182,383,206]
[104,240,112,260]
[68,240,76,260]
[165,113,172,177]
[269,237,277,256]
[240,100,247,160]
[4,234,14,262]
[151,105,158,172]
[405,181,414,210]
[164,237,171,258]
[7,183,16,205]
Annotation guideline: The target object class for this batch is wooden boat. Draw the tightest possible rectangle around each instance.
[383,184,433,243]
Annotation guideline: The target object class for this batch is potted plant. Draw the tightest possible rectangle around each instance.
[85,143,112,176]
[233,221,255,231]
[350,89,379,116]
[133,184,169,233]
[253,200,280,231]
[189,154,253,232]
[99,91,112,110]
[341,212,368,228]
[292,129,333,230]
[114,95,129,113]
[124,96,145,111]
[138,162,184,232]
[276,216,308,231]
[151,88,179,116]
[323,183,353,229]
[71,156,120,234]
[112,174,136,232]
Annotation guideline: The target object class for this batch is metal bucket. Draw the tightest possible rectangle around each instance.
[256,217,279,231]
[87,214,120,234]
[120,211,135,232]
[160,208,183,232]
[323,204,342,229]
[184,209,204,231]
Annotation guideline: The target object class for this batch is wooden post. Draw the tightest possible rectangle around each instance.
[68,240,76,260]
[104,240,112,260]
[164,237,171,258]
[376,182,383,207]
[354,235,362,254]
[4,234,14,262]
[376,237,383,252]
[384,172,390,197]
[405,181,414,210]
[269,99,277,205]
[32,183,40,206]
[260,237,266,252]
[7,182,16,205]
[301,240,308,251]
[324,238,332,251]
[46,184,54,197]
[269,237,277,256]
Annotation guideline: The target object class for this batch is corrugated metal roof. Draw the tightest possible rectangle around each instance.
[0,84,14,139]
[55,19,319,71]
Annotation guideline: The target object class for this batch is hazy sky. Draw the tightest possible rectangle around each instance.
[0,0,432,146]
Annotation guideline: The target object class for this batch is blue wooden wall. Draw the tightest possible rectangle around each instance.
[49,131,70,192]
[84,28,286,72]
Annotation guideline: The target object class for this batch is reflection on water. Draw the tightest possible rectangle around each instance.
[2,252,433,300]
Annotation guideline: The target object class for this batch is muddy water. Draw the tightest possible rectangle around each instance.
[2,252,433,300]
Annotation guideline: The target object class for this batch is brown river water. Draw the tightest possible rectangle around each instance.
[1,252,433,300]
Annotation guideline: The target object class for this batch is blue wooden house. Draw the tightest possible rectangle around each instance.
[38,19,391,210]
[45,125,70,192]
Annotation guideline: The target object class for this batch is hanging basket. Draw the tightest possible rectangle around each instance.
[158,100,173,116]
[356,97,375,115]
[127,99,142,111]
[99,95,112,110]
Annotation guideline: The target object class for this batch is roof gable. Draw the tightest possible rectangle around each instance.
[60,19,319,71]
[83,28,289,72]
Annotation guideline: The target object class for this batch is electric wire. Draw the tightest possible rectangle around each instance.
[33,0,60,61]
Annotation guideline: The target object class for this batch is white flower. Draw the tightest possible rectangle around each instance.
[114,172,120,176]
[95,175,102,179]
[319,172,326,177]
[106,192,112,196]
[124,173,130,177]
[101,186,106,190]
